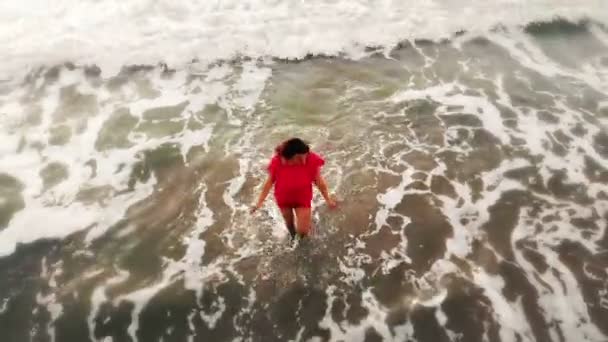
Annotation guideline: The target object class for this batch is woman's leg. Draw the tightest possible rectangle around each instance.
[279,207,296,239]
[294,207,312,237]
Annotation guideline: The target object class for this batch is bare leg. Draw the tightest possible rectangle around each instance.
[279,207,296,239]
[294,207,312,237]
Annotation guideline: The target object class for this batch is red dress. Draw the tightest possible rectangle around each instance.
[267,152,325,208]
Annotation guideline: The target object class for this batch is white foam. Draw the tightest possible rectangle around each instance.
[182,187,214,300]
[337,258,366,285]
[489,29,608,94]
[30,258,66,342]
[82,63,272,341]
[0,70,153,255]
[0,60,275,256]
[473,269,534,342]
[0,297,8,314]
[436,307,461,340]
[600,289,608,310]
[88,269,130,342]
[186,311,196,342]
[199,296,226,330]
[0,1,606,80]
[511,205,607,342]
[390,81,511,144]
[375,168,417,232]
[414,288,448,308]
[121,281,170,342]
[318,286,393,342]
[105,185,218,342]
[0,3,606,339]
[36,292,62,342]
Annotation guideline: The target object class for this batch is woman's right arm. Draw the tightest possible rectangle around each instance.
[251,176,273,213]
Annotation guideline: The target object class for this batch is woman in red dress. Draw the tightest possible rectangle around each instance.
[251,138,337,239]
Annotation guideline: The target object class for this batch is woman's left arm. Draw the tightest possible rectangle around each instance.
[314,173,337,208]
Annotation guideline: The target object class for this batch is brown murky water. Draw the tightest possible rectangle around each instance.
[1,20,608,342]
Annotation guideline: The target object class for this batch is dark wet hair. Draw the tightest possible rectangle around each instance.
[276,138,310,159]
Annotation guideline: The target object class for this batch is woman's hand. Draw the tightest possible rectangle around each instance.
[250,202,262,214]
[251,176,273,214]
[326,196,338,209]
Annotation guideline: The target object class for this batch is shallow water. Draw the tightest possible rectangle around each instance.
[1,2,608,342]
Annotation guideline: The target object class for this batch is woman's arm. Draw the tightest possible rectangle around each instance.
[251,176,273,213]
[315,174,337,208]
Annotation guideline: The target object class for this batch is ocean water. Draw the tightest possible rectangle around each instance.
[1,1,608,341]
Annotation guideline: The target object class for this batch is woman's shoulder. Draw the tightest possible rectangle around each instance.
[269,154,281,166]
[267,154,281,171]
[270,154,280,161]
[308,151,325,166]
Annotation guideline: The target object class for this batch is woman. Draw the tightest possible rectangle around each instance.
[250,138,337,239]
